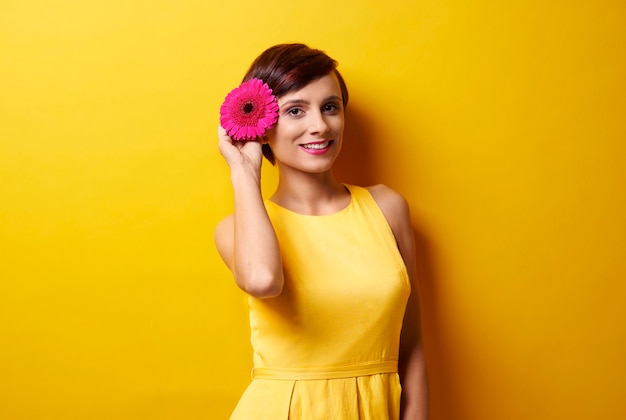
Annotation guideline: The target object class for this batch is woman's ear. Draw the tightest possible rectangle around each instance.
[260,135,269,144]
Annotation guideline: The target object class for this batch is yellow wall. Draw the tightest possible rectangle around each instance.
[1,0,625,419]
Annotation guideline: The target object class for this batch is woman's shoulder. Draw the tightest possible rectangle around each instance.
[362,184,409,212]
[214,213,234,236]
[214,214,234,265]
[361,184,411,233]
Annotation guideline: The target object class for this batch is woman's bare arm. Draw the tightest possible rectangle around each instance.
[214,127,284,298]
[369,184,429,420]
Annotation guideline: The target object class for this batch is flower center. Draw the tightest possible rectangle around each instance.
[241,101,255,115]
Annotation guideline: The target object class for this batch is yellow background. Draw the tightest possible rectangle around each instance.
[1,0,625,419]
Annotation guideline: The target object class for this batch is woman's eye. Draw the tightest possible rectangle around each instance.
[287,108,302,116]
[323,103,339,113]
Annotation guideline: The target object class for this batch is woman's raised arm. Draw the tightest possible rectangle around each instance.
[214,126,284,298]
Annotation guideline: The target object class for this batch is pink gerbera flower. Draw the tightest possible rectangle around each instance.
[219,78,279,141]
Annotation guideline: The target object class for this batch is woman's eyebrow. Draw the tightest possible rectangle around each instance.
[280,96,341,109]
[280,99,309,109]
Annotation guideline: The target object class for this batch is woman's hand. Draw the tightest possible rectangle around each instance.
[217,125,264,172]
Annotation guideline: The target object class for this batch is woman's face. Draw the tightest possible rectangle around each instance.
[265,73,345,174]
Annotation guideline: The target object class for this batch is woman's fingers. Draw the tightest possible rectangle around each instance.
[217,125,264,168]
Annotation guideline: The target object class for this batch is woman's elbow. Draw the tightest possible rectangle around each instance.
[237,270,284,298]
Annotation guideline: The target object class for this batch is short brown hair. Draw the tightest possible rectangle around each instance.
[242,43,349,164]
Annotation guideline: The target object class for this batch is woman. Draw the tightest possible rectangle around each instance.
[215,43,428,419]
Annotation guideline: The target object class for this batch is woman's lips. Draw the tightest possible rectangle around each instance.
[300,140,333,154]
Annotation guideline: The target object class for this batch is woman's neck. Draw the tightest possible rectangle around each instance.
[270,170,350,216]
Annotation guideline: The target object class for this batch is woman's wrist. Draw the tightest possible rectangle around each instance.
[229,163,261,186]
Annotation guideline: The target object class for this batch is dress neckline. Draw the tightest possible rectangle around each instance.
[266,184,355,217]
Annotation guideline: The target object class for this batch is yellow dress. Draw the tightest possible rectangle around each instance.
[230,185,411,419]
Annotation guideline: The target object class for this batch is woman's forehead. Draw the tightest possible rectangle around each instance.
[278,73,341,103]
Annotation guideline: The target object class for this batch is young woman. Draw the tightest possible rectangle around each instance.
[215,43,429,420]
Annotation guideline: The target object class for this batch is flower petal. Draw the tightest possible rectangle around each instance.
[219,78,279,141]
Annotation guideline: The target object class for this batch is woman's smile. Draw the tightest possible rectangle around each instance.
[300,140,334,154]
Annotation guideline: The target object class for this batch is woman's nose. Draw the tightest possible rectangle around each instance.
[308,111,330,136]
